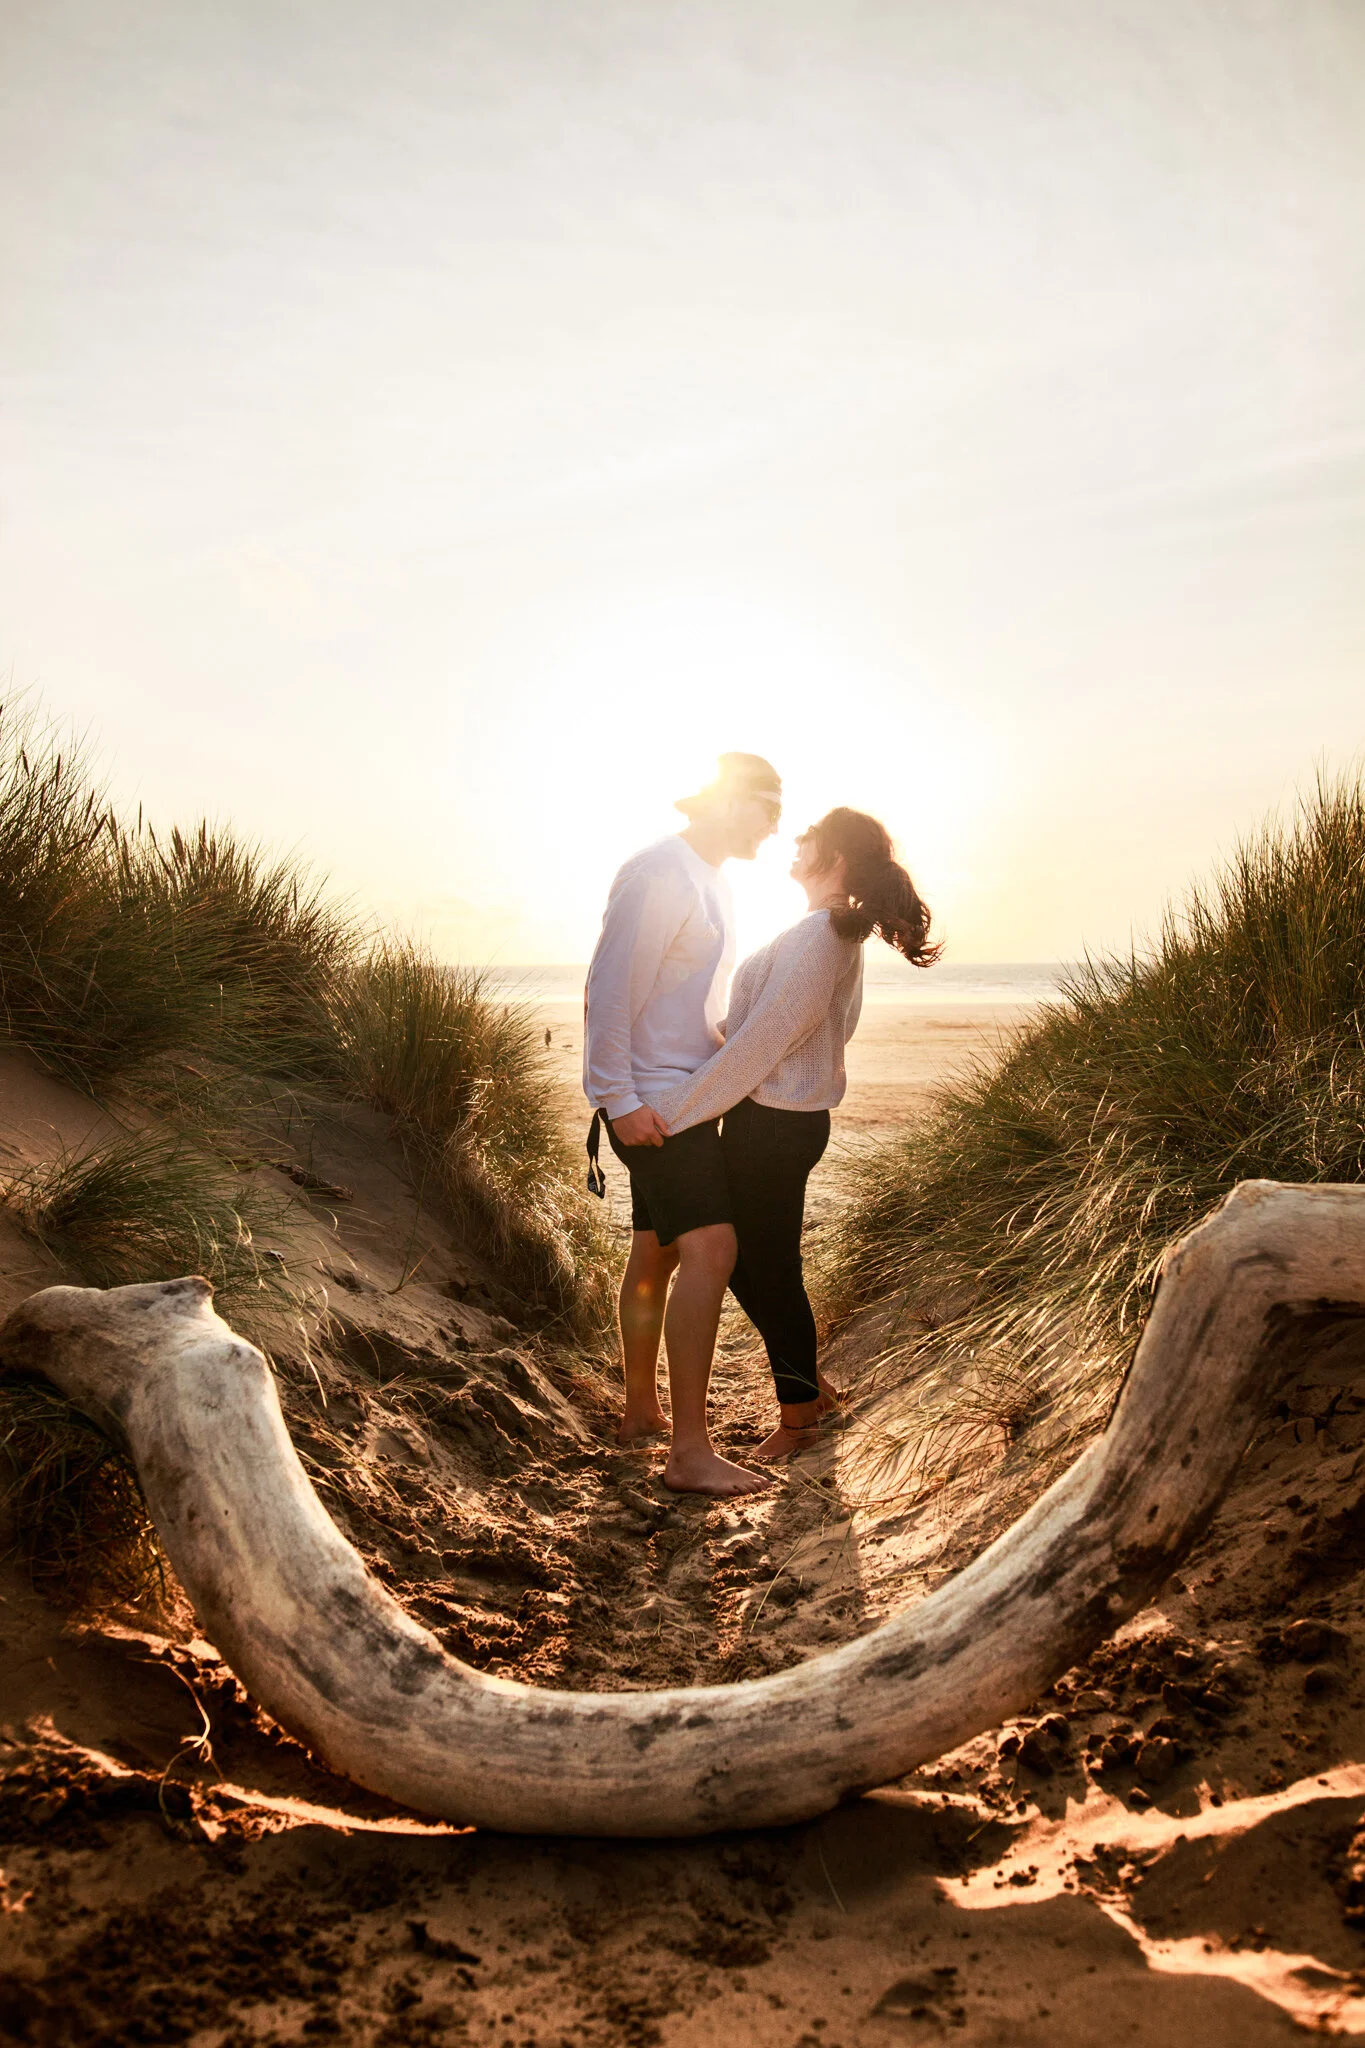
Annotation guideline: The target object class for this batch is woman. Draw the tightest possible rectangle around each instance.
[651,807,939,1459]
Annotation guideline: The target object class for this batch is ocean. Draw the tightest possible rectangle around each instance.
[482,961,1067,1010]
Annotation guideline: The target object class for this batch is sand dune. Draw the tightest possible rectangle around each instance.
[4,1009,1365,2042]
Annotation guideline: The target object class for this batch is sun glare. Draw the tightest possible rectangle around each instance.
[514,589,994,961]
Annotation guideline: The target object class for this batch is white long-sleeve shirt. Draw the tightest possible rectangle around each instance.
[651,910,863,1134]
[582,836,735,1120]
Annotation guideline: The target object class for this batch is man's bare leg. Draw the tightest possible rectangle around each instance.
[661,1223,769,1498]
[617,1230,678,1443]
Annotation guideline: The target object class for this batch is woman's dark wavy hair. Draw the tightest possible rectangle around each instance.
[802,807,942,966]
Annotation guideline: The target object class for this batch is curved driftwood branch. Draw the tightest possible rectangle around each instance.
[3,1179,1363,1837]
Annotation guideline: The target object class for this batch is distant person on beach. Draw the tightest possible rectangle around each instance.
[650,808,939,1460]
[583,752,782,1497]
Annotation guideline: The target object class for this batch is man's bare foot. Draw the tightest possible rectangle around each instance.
[662,1446,770,1496]
[752,1422,821,1462]
[617,1406,669,1445]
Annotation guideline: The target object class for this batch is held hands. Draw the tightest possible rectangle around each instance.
[613,1105,668,1148]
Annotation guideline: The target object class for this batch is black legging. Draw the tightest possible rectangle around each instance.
[720,1096,831,1406]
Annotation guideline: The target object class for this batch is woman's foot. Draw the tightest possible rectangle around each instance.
[815,1371,845,1416]
[752,1421,820,1461]
[662,1446,771,1496]
[617,1403,669,1445]
[753,1397,821,1461]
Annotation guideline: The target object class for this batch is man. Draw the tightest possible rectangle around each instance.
[583,752,781,1497]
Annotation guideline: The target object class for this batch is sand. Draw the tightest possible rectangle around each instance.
[5,1010,1365,2043]
[536,997,1032,1124]
[539,997,1037,1236]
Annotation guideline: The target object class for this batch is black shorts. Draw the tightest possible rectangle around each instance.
[604,1115,733,1248]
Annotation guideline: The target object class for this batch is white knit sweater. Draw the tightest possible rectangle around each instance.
[653,910,863,1134]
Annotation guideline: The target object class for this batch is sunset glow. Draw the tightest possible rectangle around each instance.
[476,590,993,966]
[2,3,1361,969]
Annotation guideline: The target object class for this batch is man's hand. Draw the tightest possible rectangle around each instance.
[613,1105,668,1148]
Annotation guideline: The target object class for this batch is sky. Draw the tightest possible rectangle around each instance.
[1,0,1362,967]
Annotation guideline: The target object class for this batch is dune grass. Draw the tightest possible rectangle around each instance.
[826,773,1365,1491]
[0,698,611,1336]
[0,1130,310,1594]
[0,1132,307,1598]
[0,699,614,1596]
[2,1131,293,1310]
[0,704,352,1087]
[0,1379,160,1599]
[327,941,613,1331]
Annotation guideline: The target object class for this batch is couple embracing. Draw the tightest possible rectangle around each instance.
[583,752,938,1497]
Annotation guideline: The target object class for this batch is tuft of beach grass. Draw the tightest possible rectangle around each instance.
[326,941,614,1336]
[0,1378,161,1601]
[0,703,352,1088]
[824,770,1365,1497]
[1,1130,300,1335]
[0,1132,314,1602]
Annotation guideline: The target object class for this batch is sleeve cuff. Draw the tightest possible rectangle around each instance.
[603,1092,644,1120]
[650,1088,686,1133]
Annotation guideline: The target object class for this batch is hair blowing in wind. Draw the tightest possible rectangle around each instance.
[805,807,941,966]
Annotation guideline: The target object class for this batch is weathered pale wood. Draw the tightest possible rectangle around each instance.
[3,1179,1363,1836]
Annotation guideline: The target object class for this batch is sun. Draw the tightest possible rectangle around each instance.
[509,587,995,962]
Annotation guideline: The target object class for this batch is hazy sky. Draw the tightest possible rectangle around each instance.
[2,1,1362,965]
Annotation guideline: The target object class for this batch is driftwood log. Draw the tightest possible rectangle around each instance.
[2,1178,1362,1837]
